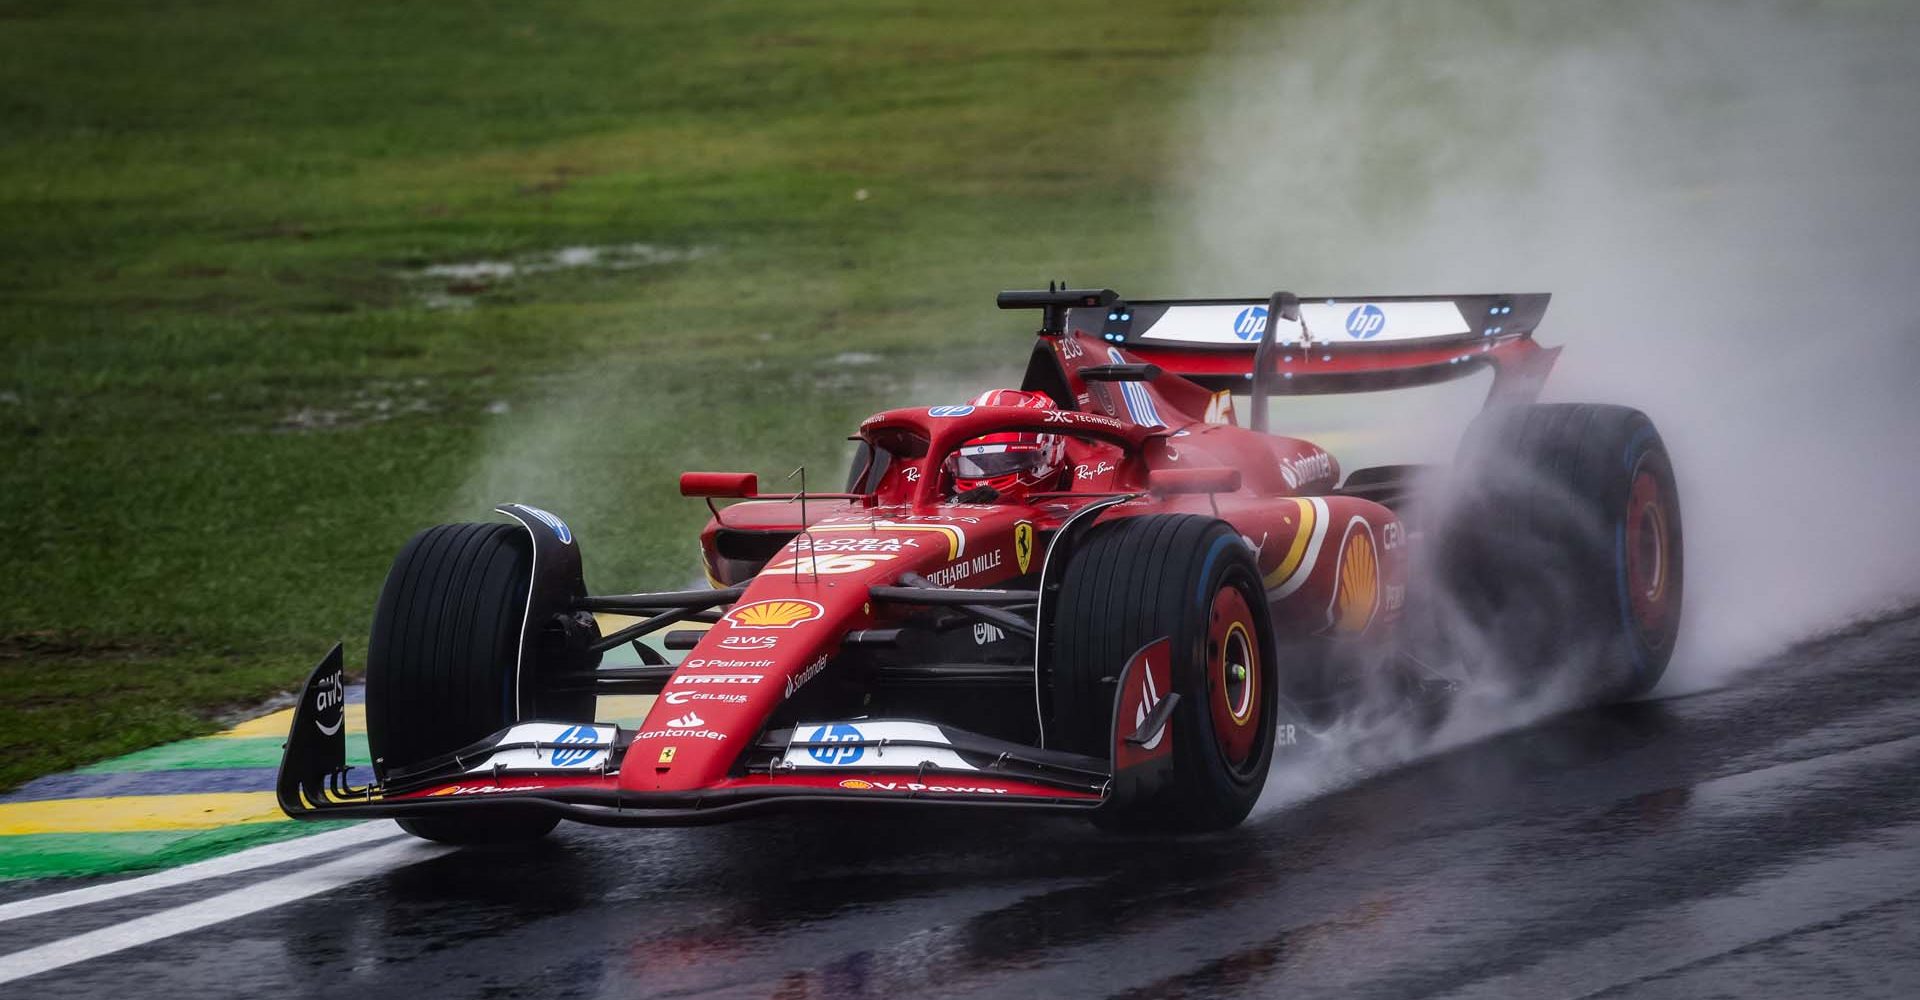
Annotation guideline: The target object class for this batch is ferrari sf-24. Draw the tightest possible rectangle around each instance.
[278,287,1683,839]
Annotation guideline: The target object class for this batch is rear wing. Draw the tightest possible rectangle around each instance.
[1000,287,1560,431]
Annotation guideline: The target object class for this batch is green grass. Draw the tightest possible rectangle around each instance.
[0,0,1254,788]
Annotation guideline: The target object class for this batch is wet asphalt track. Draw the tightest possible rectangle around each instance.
[4,608,1918,999]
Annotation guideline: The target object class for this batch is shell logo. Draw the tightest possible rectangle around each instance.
[725,599,824,629]
[1332,521,1380,634]
[839,779,873,790]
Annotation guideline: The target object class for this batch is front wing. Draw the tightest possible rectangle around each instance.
[276,643,1174,827]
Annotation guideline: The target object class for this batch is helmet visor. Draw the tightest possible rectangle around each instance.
[952,445,1042,480]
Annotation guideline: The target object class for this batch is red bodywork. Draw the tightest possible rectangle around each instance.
[281,290,1558,823]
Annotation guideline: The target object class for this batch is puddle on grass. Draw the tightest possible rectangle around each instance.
[270,377,445,433]
[406,242,709,309]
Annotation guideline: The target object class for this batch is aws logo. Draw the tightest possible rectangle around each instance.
[311,669,345,736]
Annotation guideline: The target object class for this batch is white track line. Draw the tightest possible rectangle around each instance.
[0,821,404,926]
[0,835,451,986]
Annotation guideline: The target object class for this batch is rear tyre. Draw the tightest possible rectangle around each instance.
[1051,515,1277,832]
[366,522,591,844]
[1438,403,1683,703]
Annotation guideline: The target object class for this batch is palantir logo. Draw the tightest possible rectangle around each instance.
[1345,304,1386,339]
[806,723,865,765]
[550,724,600,767]
[1231,305,1268,342]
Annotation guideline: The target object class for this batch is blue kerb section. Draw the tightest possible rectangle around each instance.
[1195,534,1237,606]
[0,768,280,804]
[344,683,366,704]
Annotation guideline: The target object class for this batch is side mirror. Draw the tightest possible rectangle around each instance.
[679,472,759,498]
[1148,467,1242,496]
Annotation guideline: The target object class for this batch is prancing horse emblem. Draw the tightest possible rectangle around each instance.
[1014,521,1035,574]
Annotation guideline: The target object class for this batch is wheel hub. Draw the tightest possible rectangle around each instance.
[1207,586,1262,769]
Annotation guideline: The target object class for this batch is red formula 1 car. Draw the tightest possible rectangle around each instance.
[279,287,1683,839]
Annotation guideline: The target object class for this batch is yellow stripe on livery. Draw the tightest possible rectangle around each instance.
[1265,498,1317,588]
[0,793,284,836]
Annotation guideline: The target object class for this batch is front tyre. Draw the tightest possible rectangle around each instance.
[1050,515,1277,831]
[366,521,592,845]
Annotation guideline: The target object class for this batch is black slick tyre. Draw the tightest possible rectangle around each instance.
[366,521,588,844]
[1050,514,1277,832]
[1440,403,1683,703]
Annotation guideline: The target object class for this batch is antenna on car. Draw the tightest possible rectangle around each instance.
[787,466,819,583]
[996,286,1119,336]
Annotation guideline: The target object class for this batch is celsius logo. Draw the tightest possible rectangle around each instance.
[1345,304,1386,339]
[1231,305,1268,342]
[550,725,600,767]
[806,723,865,765]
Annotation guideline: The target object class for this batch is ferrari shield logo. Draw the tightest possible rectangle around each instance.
[657,746,677,765]
[1014,522,1035,574]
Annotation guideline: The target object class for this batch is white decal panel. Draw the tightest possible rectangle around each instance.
[1298,300,1469,342]
[1135,301,1471,347]
[465,722,615,773]
[1138,304,1305,346]
[782,720,976,771]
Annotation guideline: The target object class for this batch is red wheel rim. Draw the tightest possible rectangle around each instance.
[1207,585,1261,769]
[1625,469,1672,633]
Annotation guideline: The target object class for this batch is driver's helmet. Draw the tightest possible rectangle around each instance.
[945,389,1066,499]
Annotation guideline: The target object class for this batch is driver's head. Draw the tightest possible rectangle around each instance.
[945,389,1065,501]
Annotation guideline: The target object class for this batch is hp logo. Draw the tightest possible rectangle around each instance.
[927,405,975,417]
[1345,304,1386,339]
[806,723,866,765]
[550,725,600,767]
[1231,306,1268,342]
